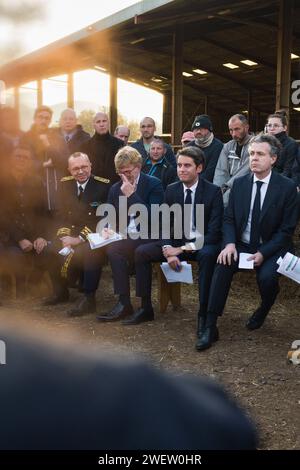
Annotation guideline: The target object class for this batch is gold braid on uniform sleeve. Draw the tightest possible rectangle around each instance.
[79,226,92,241]
[61,251,74,279]
[57,227,71,238]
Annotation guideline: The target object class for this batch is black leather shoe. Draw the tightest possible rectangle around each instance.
[197,315,207,337]
[43,291,69,306]
[122,307,154,325]
[67,296,96,317]
[246,308,268,330]
[96,302,133,322]
[196,326,219,351]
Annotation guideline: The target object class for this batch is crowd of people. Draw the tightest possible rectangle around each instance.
[0,105,299,352]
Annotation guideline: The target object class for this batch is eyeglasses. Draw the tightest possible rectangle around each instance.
[117,166,137,176]
[72,165,90,173]
[266,123,282,129]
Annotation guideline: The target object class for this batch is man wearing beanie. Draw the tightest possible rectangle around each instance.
[188,114,223,182]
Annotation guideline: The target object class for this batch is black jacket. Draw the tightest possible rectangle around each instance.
[163,177,223,247]
[188,138,223,182]
[273,131,299,178]
[224,171,298,259]
[55,175,110,241]
[80,132,123,186]
[107,172,164,236]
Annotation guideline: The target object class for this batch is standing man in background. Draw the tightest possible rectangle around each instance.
[131,116,176,168]
[214,114,252,205]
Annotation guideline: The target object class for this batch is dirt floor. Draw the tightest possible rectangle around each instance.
[0,266,299,450]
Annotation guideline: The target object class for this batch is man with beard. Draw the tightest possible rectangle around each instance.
[214,114,252,205]
[188,114,223,182]
[131,116,176,168]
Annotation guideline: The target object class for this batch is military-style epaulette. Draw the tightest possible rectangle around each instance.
[57,227,71,237]
[94,176,110,184]
[61,176,75,182]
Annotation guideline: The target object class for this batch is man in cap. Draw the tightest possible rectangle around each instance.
[188,114,223,182]
[181,131,195,147]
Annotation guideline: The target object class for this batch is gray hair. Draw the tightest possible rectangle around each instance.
[249,133,282,158]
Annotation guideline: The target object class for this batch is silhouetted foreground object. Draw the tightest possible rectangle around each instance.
[0,330,257,450]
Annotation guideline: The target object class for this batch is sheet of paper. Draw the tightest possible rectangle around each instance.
[238,252,254,269]
[160,261,193,284]
[58,246,74,256]
[87,232,123,250]
[277,252,300,284]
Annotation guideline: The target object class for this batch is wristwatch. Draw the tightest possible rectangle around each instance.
[181,244,194,252]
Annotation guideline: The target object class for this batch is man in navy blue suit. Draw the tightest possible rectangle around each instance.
[197,134,299,351]
[96,146,164,324]
[134,146,223,335]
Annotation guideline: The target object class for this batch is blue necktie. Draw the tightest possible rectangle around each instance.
[250,181,263,250]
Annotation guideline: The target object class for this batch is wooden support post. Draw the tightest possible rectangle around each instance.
[171,25,183,146]
[67,73,74,108]
[37,79,43,107]
[275,0,294,116]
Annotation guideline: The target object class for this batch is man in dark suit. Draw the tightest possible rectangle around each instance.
[134,146,223,334]
[0,328,257,450]
[198,134,299,351]
[96,146,164,324]
[45,152,110,315]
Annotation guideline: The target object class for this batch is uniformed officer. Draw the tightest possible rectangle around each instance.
[5,144,54,296]
[46,152,110,316]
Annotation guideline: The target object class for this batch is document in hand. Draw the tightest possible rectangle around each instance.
[160,261,193,284]
[87,232,123,250]
[58,246,74,256]
[277,252,300,284]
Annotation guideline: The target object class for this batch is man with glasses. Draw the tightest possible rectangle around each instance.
[96,146,164,324]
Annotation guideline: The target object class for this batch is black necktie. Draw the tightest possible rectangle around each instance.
[185,188,196,235]
[78,185,84,200]
[250,181,263,250]
[185,188,192,205]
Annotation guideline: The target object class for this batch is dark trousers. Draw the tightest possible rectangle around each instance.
[46,242,106,296]
[135,242,220,311]
[5,244,61,295]
[106,238,153,297]
[207,243,285,316]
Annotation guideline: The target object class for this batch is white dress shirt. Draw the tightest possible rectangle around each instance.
[241,172,272,245]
